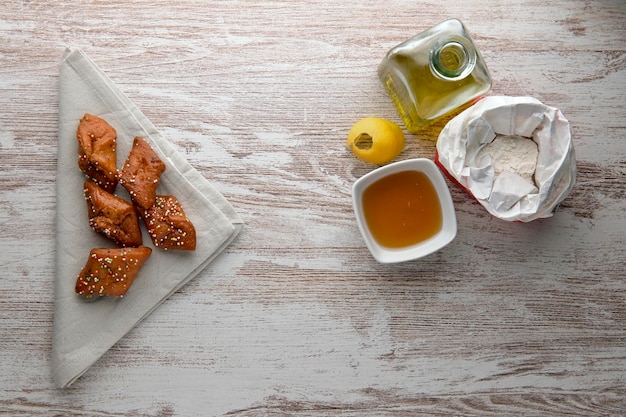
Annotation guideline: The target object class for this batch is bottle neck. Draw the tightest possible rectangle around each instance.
[430,37,476,80]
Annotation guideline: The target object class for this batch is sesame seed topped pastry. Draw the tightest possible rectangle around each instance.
[84,180,143,247]
[119,136,166,210]
[76,113,118,193]
[141,195,196,251]
[75,246,152,298]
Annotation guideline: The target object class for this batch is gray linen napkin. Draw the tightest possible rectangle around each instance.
[52,47,243,388]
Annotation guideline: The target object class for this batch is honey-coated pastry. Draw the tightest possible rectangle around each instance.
[77,114,118,193]
[84,180,143,247]
[142,195,196,251]
[119,136,166,209]
[75,246,152,297]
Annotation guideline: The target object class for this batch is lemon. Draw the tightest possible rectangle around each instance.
[347,117,405,164]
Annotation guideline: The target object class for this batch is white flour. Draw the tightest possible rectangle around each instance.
[476,134,538,186]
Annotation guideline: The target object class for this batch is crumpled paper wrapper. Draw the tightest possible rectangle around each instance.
[435,96,576,222]
[53,47,243,388]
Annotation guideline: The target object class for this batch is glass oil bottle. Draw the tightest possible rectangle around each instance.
[378,19,492,133]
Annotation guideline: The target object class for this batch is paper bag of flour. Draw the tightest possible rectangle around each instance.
[435,96,576,222]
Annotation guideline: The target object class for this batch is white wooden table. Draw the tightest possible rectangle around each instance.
[1,1,625,415]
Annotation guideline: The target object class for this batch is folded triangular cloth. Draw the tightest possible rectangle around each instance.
[52,47,243,388]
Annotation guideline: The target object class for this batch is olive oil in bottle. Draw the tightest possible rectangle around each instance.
[378,19,491,133]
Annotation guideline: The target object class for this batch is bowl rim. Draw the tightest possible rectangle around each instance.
[351,158,457,263]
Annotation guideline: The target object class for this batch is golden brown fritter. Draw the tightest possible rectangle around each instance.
[141,195,196,251]
[118,136,166,209]
[84,180,143,247]
[75,246,152,297]
[77,113,118,193]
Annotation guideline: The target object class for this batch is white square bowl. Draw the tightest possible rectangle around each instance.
[352,158,457,263]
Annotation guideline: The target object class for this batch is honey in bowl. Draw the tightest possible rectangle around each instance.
[361,170,442,248]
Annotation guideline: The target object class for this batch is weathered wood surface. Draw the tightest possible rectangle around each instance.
[1,0,625,415]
